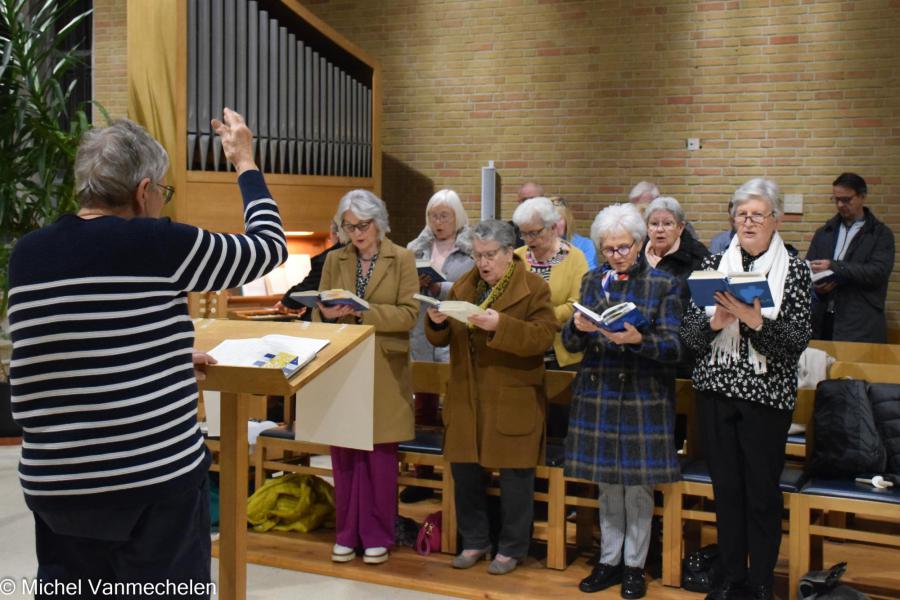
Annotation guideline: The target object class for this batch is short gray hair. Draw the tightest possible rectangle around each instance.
[335,189,391,243]
[644,196,686,224]
[628,181,659,202]
[591,203,646,248]
[74,119,169,209]
[731,178,782,218]
[426,189,468,231]
[511,196,560,229]
[471,219,516,250]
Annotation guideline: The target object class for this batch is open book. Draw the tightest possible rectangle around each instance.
[416,259,446,283]
[415,293,486,323]
[574,301,649,332]
[687,271,775,308]
[289,289,370,311]
[207,335,331,378]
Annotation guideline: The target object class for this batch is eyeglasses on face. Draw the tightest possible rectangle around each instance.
[520,226,546,241]
[428,211,454,223]
[600,242,635,258]
[341,219,374,234]
[471,248,504,263]
[648,220,678,230]
[832,195,856,205]
[156,183,175,204]
[733,212,773,225]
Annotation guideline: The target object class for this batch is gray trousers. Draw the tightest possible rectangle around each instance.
[450,463,534,558]
[597,483,654,568]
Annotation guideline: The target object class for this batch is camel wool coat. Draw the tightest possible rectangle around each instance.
[317,238,418,444]
[425,256,558,468]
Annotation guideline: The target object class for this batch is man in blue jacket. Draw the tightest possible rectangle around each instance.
[807,172,895,342]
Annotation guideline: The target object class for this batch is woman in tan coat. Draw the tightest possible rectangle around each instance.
[316,189,418,565]
[426,220,557,575]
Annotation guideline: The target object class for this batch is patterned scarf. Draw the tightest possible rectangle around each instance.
[469,259,516,330]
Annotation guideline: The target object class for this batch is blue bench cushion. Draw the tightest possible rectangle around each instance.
[801,478,900,505]
[680,460,807,492]
[786,433,806,445]
[258,427,294,440]
[399,429,443,455]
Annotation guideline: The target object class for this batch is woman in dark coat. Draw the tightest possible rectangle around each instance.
[564,203,683,599]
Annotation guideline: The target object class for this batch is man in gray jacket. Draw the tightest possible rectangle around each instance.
[807,172,895,342]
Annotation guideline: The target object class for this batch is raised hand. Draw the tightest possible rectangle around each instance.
[211,108,257,174]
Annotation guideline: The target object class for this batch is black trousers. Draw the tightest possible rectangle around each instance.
[34,477,212,600]
[451,463,534,558]
[696,390,792,588]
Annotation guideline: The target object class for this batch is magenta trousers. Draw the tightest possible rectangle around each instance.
[330,443,398,549]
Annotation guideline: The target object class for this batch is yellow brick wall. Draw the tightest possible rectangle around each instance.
[91,0,900,330]
[306,0,900,331]
[93,0,128,120]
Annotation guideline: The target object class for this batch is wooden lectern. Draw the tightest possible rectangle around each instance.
[193,319,375,600]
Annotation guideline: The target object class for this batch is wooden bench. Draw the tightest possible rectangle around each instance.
[808,340,900,367]
[788,361,900,600]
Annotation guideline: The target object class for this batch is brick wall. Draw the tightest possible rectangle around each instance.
[93,0,128,120]
[307,0,900,330]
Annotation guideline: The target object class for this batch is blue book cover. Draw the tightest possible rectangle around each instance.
[574,302,649,332]
[416,260,446,283]
[687,271,774,308]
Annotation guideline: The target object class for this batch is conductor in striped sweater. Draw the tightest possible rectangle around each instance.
[7,109,286,597]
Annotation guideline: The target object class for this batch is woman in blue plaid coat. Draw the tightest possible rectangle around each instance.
[563,203,683,599]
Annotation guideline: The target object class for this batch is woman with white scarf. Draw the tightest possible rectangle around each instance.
[680,178,811,600]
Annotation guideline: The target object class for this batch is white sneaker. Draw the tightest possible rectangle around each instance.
[363,547,389,564]
[331,543,355,562]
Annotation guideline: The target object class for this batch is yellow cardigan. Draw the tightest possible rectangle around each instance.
[515,243,589,367]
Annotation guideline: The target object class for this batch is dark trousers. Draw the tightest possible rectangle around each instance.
[451,463,534,558]
[697,390,792,588]
[34,477,211,600]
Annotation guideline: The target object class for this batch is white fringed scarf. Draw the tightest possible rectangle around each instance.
[705,231,790,374]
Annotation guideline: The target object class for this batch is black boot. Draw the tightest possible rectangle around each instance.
[749,584,776,600]
[620,566,646,599]
[705,581,750,600]
[579,562,622,593]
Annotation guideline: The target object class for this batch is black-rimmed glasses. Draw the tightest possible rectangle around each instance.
[156,183,175,204]
[341,220,374,234]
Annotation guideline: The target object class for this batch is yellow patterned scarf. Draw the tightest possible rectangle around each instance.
[469,260,516,330]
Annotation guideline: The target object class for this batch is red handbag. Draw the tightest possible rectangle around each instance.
[416,511,442,556]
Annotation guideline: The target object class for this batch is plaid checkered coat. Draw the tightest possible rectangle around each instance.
[563,260,683,485]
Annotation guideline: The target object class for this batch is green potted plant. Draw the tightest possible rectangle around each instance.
[1,0,103,437]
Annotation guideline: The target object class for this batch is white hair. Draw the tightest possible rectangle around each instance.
[425,189,468,231]
[512,196,561,229]
[334,189,390,243]
[731,178,783,218]
[591,203,647,248]
[644,196,686,224]
[628,181,660,202]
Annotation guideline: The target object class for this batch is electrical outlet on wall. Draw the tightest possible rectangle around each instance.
[686,138,701,151]
[784,193,803,214]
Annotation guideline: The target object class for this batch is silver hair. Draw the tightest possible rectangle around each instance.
[74,119,169,208]
[335,189,391,243]
[644,196,686,224]
[591,203,647,248]
[628,181,660,202]
[471,219,516,250]
[425,189,469,231]
[731,178,783,218]
[511,196,561,229]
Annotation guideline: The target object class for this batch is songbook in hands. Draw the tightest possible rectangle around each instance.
[687,271,775,308]
[415,293,486,323]
[289,289,370,311]
[573,301,649,332]
[416,259,446,283]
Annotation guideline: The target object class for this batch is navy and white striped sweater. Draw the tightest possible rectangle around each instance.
[8,170,286,511]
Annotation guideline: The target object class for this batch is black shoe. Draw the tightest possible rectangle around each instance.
[749,584,775,600]
[579,562,622,593]
[399,485,435,503]
[705,581,749,600]
[621,566,646,599]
